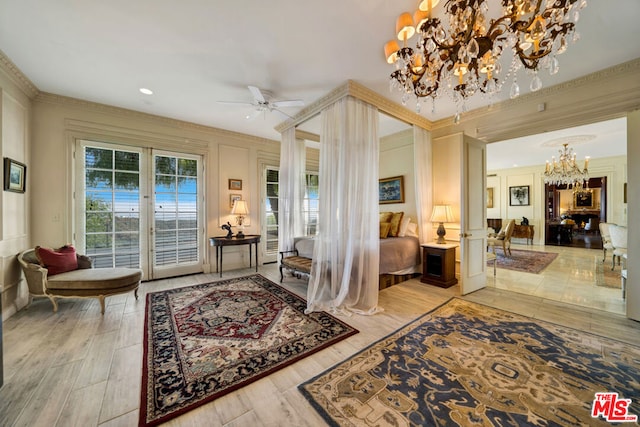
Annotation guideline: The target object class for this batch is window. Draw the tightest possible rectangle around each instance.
[83,146,141,268]
[264,167,319,256]
[304,173,319,236]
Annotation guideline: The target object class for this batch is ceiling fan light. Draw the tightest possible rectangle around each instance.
[396,12,415,41]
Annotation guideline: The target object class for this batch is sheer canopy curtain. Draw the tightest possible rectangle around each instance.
[278,127,306,252]
[413,125,433,243]
[307,97,381,315]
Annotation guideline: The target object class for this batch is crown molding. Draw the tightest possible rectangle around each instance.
[0,49,39,98]
[432,58,640,142]
[34,91,280,147]
[295,129,320,142]
[275,80,432,135]
[347,80,433,130]
[275,82,351,133]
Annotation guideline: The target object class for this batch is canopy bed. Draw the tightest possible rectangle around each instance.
[275,81,433,315]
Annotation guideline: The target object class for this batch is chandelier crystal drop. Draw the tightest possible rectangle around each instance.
[543,143,589,187]
[384,0,586,118]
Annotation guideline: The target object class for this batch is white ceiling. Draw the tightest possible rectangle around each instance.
[1,1,638,160]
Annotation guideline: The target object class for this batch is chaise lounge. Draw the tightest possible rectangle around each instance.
[18,247,143,314]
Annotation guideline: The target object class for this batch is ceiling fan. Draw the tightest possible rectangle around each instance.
[218,86,304,120]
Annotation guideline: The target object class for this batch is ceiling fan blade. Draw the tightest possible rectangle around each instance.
[248,85,265,103]
[217,101,254,106]
[272,99,304,108]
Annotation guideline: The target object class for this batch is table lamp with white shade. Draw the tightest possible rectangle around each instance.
[430,204,455,244]
[231,199,249,238]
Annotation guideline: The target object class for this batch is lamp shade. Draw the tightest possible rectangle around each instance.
[396,12,415,41]
[384,40,400,64]
[430,205,454,223]
[231,200,249,216]
[418,0,440,12]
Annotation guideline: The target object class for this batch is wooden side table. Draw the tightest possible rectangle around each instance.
[421,243,458,288]
[209,235,261,277]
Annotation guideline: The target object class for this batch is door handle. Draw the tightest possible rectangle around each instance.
[460,233,471,238]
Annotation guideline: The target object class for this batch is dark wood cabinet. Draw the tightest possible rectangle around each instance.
[421,243,458,288]
[512,224,534,244]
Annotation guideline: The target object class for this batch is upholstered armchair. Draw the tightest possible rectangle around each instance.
[599,222,614,265]
[487,219,515,257]
[608,224,627,271]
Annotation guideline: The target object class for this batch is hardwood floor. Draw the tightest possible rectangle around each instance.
[1,257,638,427]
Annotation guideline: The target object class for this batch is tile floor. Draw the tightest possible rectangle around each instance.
[490,243,627,315]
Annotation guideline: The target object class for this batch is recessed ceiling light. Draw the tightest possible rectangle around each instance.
[139,88,153,95]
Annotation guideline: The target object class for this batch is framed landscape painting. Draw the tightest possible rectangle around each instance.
[4,157,26,193]
[379,176,404,204]
[509,185,529,206]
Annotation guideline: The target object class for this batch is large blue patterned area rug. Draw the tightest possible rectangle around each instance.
[300,298,640,426]
[140,274,358,426]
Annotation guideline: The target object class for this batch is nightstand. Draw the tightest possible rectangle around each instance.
[421,243,458,288]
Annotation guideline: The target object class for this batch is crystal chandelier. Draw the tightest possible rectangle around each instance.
[384,0,587,119]
[543,143,589,187]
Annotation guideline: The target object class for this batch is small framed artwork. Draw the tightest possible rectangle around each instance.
[486,187,494,208]
[509,185,529,206]
[4,157,26,193]
[230,194,242,208]
[574,190,594,209]
[228,179,242,190]
[379,176,404,204]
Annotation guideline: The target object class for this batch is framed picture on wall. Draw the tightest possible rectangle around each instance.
[486,187,494,208]
[3,157,26,193]
[230,194,242,208]
[228,179,242,190]
[379,176,404,204]
[509,185,529,206]
[574,190,594,209]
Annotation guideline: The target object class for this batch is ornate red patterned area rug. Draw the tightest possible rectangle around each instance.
[140,274,358,426]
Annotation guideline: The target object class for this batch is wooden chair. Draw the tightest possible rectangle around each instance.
[487,219,515,257]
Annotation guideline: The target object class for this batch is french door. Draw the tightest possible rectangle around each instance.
[75,141,205,280]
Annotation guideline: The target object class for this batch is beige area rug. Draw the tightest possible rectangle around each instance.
[299,298,640,426]
[596,261,623,288]
[490,248,558,274]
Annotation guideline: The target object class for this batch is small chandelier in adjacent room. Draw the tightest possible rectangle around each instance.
[384,0,587,119]
[543,143,589,187]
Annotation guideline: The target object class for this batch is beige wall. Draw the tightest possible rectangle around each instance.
[379,129,417,223]
[0,60,32,318]
[486,155,627,244]
[626,110,639,320]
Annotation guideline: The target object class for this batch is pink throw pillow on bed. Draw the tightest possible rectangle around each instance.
[35,245,78,276]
